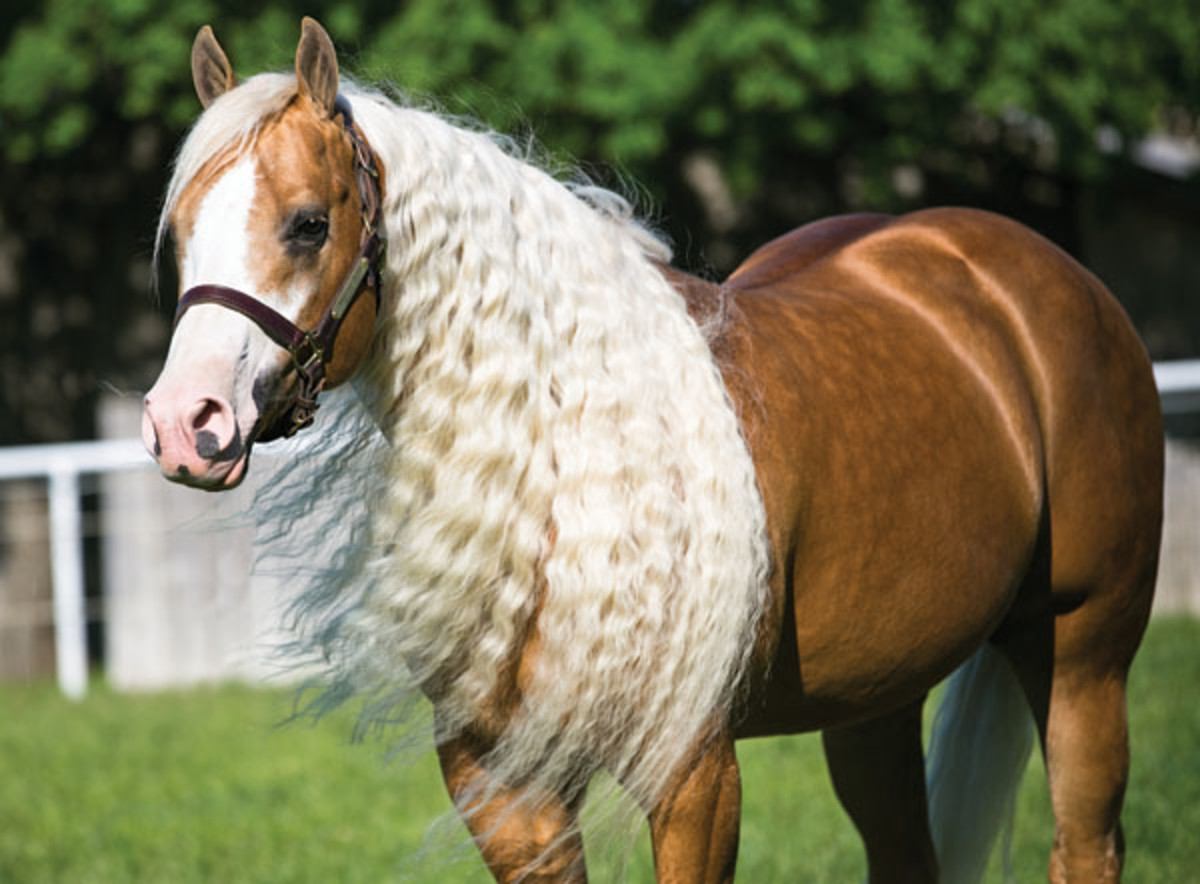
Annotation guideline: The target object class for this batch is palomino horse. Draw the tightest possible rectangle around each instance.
[143,18,1163,883]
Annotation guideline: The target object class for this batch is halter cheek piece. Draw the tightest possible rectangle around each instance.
[173,94,385,442]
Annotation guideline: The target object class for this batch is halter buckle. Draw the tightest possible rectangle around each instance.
[291,333,325,375]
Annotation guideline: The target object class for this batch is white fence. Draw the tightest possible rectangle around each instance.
[0,439,145,698]
[0,399,307,699]
[1156,359,1200,415]
[2,361,1199,698]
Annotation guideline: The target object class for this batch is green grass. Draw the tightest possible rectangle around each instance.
[2,618,1197,882]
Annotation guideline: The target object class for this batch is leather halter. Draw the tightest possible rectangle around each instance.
[174,94,385,442]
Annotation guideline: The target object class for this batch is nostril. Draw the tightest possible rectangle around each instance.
[186,396,236,460]
[191,398,219,430]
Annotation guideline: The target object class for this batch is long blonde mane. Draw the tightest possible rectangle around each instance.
[163,72,771,838]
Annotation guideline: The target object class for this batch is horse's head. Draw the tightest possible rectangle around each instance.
[144,18,382,489]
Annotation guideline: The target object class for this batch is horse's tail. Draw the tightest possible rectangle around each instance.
[926,644,1036,884]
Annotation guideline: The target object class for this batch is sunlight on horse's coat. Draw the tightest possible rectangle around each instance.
[141,18,1164,884]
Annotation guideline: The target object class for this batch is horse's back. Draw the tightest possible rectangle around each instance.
[713,207,1161,729]
[725,213,893,291]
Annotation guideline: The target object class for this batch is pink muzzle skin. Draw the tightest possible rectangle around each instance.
[142,388,249,490]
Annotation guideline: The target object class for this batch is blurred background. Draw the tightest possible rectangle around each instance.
[4,0,1200,448]
[2,1,1200,880]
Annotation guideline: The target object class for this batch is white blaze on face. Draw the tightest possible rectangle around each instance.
[181,157,258,293]
[144,156,290,486]
[158,158,272,413]
[158,157,294,422]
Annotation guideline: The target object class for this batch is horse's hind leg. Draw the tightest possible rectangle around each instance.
[997,545,1158,883]
[437,733,587,882]
[1042,667,1133,883]
[822,699,938,883]
[999,596,1149,884]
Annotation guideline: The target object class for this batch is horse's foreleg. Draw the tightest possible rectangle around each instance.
[647,733,741,884]
[437,734,587,883]
[821,699,938,883]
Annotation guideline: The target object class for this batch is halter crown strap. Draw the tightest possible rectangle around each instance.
[174,93,385,441]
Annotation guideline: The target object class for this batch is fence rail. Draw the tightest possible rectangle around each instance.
[3,360,1199,698]
[1155,359,1200,415]
[0,439,147,699]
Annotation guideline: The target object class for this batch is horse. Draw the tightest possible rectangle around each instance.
[142,18,1163,883]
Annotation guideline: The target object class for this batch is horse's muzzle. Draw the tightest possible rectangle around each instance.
[142,390,251,490]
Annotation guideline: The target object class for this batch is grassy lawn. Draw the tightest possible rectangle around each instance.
[2,617,1197,882]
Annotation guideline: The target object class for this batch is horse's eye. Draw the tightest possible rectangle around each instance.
[287,212,329,248]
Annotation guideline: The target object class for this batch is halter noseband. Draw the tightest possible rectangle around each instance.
[173,94,385,442]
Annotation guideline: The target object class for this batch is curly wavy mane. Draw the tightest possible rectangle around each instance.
[162,72,771,834]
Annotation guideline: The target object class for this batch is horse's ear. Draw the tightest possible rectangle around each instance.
[191,25,236,109]
[295,17,339,117]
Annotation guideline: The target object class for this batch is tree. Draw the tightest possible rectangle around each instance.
[3,0,1199,443]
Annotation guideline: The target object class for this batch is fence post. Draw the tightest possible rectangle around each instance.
[48,461,88,699]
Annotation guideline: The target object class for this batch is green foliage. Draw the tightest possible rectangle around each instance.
[2,0,197,160]
[4,0,1199,179]
[2,0,1199,442]
[1,618,1197,880]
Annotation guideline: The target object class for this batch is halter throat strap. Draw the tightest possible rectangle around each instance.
[173,94,385,441]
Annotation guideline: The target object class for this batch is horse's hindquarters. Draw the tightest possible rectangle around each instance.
[720,208,1161,881]
[724,289,1040,731]
[721,208,1160,734]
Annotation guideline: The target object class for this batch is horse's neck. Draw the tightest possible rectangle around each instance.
[354,117,671,430]
[336,111,773,808]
